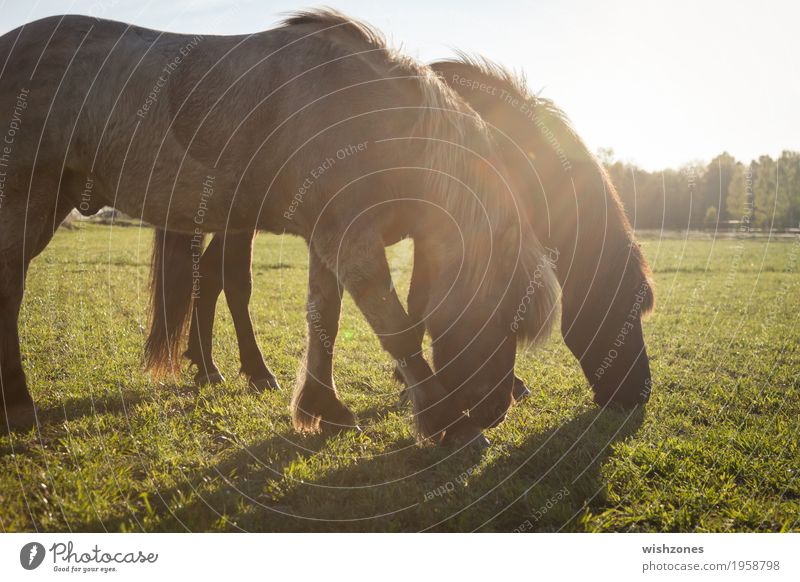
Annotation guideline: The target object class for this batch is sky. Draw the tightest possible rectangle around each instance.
[2,0,797,170]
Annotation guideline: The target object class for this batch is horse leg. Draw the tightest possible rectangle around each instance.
[1,191,72,432]
[185,234,225,385]
[291,247,351,432]
[221,232,279,391]
[397,241,429,403]
[0,260,35,432]
[309,230,464,442]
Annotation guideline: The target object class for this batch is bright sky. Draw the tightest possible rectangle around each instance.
[2,0,797,170]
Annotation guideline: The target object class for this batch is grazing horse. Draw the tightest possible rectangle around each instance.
[432,56,654,408]
[160,55,655,425]
[0,11,557,443]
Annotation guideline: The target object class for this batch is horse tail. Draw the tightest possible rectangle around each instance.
[144,228,202,377]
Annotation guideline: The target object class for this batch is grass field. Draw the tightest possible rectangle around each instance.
[1,223,798,532]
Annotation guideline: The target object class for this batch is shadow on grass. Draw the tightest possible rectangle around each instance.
[89,403,643,532]
[34,383,200,426]
[0,383,198,457]
[465,405,645,532]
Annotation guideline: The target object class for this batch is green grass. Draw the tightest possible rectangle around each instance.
[1,223,798,532]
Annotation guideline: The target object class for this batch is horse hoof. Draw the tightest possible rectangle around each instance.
[194,370,225,386]
[512,377,531,402]
[249,375,280,392]
[1,398,39,435]
[319,402,359,434]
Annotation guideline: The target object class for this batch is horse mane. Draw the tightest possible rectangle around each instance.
[281,8,386,49]
[411,55,559,346]
[435,54,654,317]
[279,10,505,228]
[443,52,591,164]
[280,11,558,343]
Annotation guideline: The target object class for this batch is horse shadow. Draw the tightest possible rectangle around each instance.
[465,404,645,532]
[89,401,643,532]
[279,403,645,532]
[0,382,198,456]
[34,382,200,425]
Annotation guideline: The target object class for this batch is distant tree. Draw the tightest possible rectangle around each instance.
[753,155,778,228]
[726,161,754,230]
[778,150,800,228]
[597,147,616,166]
[599,150,799,232]
[704,206,718,229]
[683,164,705,230]
[700,153,737,223]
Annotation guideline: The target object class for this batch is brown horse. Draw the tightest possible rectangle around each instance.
[433,56,654,408]
[158,55,654,426]
[0,11,557,444]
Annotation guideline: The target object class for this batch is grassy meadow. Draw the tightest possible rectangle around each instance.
[1,223,798,532]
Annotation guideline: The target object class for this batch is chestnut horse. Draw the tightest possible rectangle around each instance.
[0,12,557,444]
[154,56,654,426]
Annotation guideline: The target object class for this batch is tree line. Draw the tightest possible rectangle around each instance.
[598,149,800,231]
